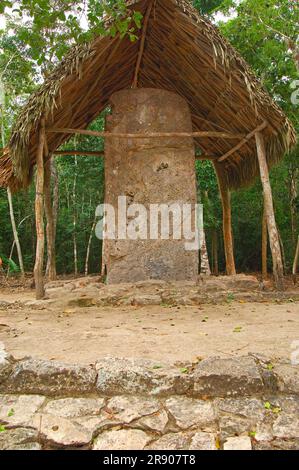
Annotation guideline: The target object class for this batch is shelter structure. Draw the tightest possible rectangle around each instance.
[0,0,296,297]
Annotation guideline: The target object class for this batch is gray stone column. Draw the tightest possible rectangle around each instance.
[104,88,198,283]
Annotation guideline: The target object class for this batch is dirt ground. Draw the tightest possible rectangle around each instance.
[1,283,298,364]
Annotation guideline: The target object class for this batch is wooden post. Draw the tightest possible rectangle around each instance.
[212,229,219,276]
[255,132,284,290]
[34,117,46,299]
[44,154,57,281]
[262,205,268,280]
[214,163,236,276]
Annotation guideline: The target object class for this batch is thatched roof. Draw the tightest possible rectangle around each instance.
[0,0,296,191]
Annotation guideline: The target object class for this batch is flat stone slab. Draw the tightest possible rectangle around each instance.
[2,359,97,396]
[165,396,216,430]
[223,436,252,450]
[193,357,264,397]
[0,394,45,427]
[96,357,193,396]
[93,429,152,450]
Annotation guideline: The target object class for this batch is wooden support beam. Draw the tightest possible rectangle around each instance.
[262,205,268,280]
[44,141,57,282]
[54,150,104,157]
[34,117,46,300]
[218,121,268,162]
[132,0,154,88]
[47,127,245,140]
[214,162,236,276]
[255,131,284,290]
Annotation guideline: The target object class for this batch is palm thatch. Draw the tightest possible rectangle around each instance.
[0,0,296,191]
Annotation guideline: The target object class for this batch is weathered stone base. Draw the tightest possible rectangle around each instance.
[1,350,298,450]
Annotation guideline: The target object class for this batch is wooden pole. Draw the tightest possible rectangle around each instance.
[34,117,46,299]
[132,0,154,88]
[262,204,268,280]
[293,235,299,285]
[47,127,245,140]
[255,132,284,290]
[214,163,236,276]
[44,153,57,281]
[218,121,268,162]
[54,150,105,157]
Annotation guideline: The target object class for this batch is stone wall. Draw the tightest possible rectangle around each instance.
[1,352,298,450]
[104,88,198,283]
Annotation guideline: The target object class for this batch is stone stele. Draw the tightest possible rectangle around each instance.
[103,88,198,284]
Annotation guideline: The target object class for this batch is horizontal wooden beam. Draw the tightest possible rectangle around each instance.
[218,121,268,163]
[53,150,216,161]
[54,150,104,157]
[47,127,245,140]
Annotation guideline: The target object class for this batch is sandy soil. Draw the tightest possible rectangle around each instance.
[0,290,298,364]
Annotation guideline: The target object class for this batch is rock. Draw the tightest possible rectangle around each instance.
[93,429,151,450]
[131,294,162,306]
[0,394,45,427]
[10,442,42,450]
[0,343,12,384]
[32,413,93,447]
[106,395,161,423]
[165,397,216,430]
[43,398,105,418]
[274,364,299,395]
[189,432,217,450]
[273,413,299,439]
[146,432,192,450]
[137,409,169,433]
[96,357,192,396]
[216,398,265,438]
[193,357,263,397]
[2,359,97,396]
[0,427,39,450]
[223,436,252,450]
[254,423,273,442]
[68,297,97,308]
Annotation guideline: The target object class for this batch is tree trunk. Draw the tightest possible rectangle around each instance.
[44,157,57,281]
[255,132,284,290]
[34,118,46,299]
[1,105,25,280]
[7,187,25,280]
[262,205,268,280]
[200,229,211,275]
[212,229,219,276]
[85,216,96,276]
[214,163,236,276]
[72,155,78,276]
[293,235,299,284]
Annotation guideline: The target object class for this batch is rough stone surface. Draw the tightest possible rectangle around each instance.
[96,357,192,396]
[165,397,216,430]
[0,427,39,451]
[216,397,266,438]
[43,397,105,418]
[32,413,93,447]
[146,432,192,450]
[0,353,298,450]
[93,429,151,450]
[104,88,198,284]
[193,357,263,397]
[137,409,169,433]
[106,395,161,423]
[0,344,12,384]
[189,432,217,450]
[223,436,252,450]
[274,364,299,394]
[2,359,97,396]
[0,394,45,427]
